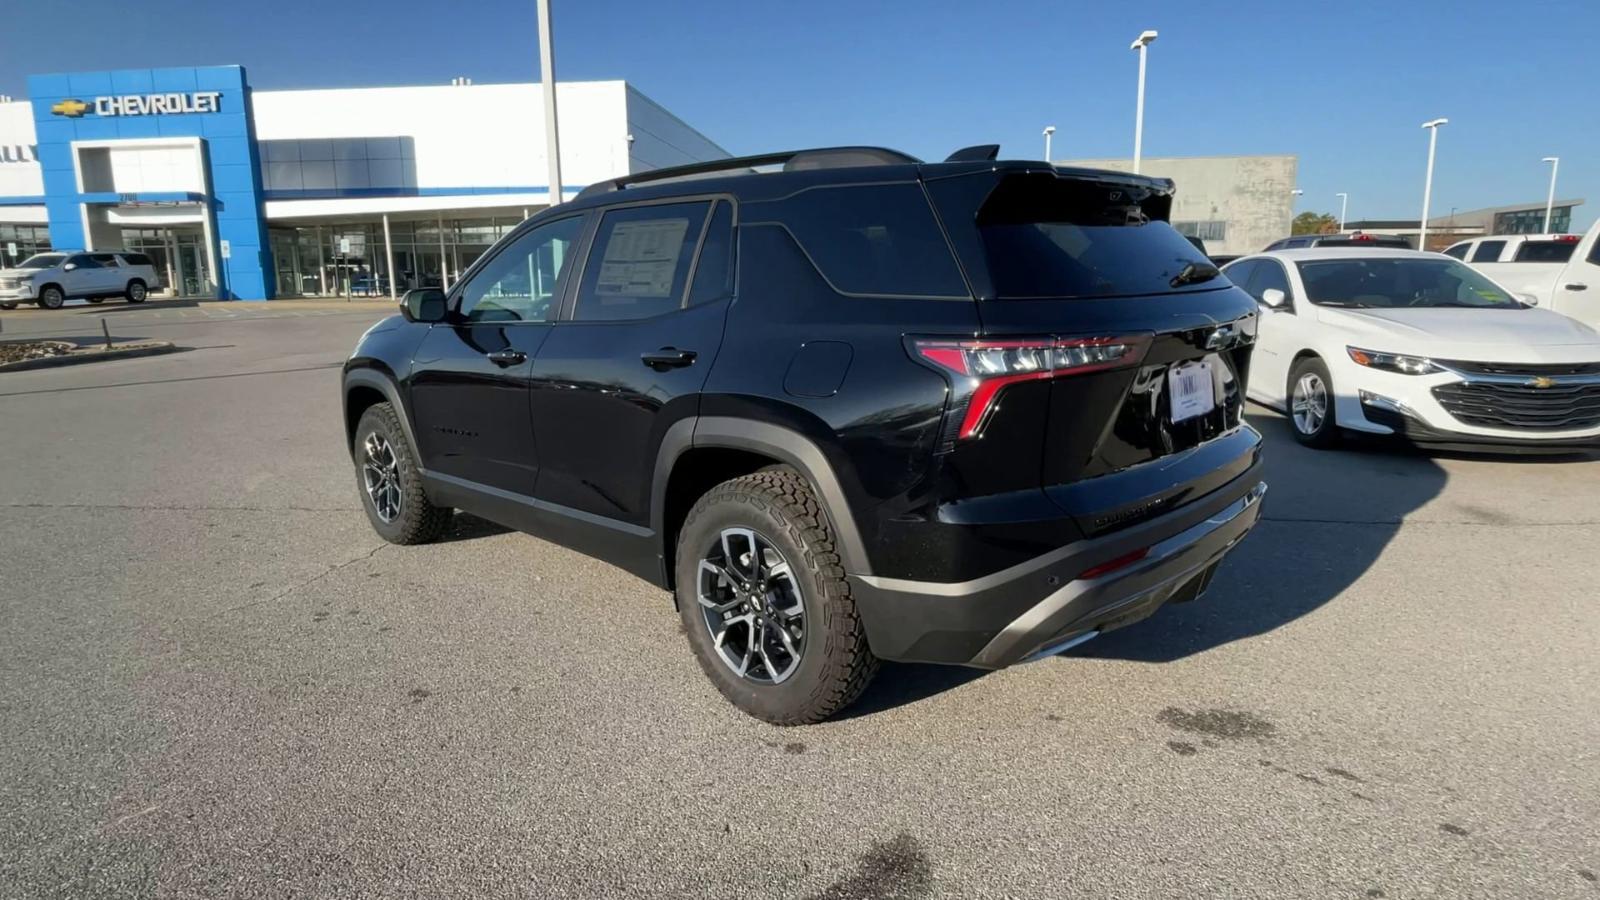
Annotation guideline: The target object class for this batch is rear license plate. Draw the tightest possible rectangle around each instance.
[1168,361,1217,423]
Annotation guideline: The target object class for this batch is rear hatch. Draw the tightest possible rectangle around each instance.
[920,166,1260,537]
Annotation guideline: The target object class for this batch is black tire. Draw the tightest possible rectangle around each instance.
[1287,356,1340,448]
[38,286,65,310]
[87,297,105,304]
[0,302,15,310]
[352,402,452,544]
[675,468,878,725]
[125,280,147,303]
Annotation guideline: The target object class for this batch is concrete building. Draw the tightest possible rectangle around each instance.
[0,65,728,299]
[1346,198,1586,252]
[1055,154,1297,257]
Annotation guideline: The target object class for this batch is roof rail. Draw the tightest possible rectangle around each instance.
[574,146,922,200]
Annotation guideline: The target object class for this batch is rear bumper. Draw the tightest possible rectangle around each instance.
[850,464,1266,667]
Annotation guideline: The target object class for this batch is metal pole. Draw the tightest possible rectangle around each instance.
[1337,193,1348,232]
[1132,45,1147,174]
[1043,126,1054,162]
[1542,157,1560,233]
[316,225,326,295]
[537,0,564,206]
[382,213,397,301]
[437,213,449,290]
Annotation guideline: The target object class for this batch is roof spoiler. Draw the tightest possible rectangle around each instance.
[944,144,1000,162]
[574,146,922,200]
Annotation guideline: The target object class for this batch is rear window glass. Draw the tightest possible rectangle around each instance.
[764,183,967,298]
[975,174,1212,299]
[119,252,154,267]
[1512,241,1577,263]
[1442,243,1469,259]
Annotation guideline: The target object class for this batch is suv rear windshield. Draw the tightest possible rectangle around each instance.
[973,173,1213,299]
[1512,241,1577,263]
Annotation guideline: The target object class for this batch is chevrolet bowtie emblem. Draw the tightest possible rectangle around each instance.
[51,99,89,117]
[1528,376,1556,389]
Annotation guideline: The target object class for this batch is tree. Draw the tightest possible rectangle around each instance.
[1291,212,1339,235]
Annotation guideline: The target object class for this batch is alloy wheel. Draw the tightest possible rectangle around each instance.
[129,283,146,302]
[361,432,403,523]
[1291,372,1328,435]
[697,527,805,685]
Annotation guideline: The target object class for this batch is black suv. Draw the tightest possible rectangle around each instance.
[341,146,1267,724]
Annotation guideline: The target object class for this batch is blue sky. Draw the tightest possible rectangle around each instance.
[3,0,1594,228]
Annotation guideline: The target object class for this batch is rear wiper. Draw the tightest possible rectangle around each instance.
[1170,262,1221,288]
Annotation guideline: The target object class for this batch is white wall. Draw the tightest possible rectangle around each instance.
[0,101,43,200]
[624,86,730,173]
[250,80,634,192]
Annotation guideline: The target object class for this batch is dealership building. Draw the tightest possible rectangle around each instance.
[0,65,728,299]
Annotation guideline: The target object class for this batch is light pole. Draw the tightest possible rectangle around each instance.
[1542,157,1560,233]
[1129,30,1158,174]
[1418,118,1448,249]
[1043,125,1056,161]
[1336,192,1348,232]
[536,0,563,207]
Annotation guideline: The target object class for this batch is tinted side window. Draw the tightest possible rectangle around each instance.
[572,201,710,322]
[1471,240,1505,262]
[688,200,735,306]
[1443,243,1469,259]
[119,253,154,267]
[1222,260,1258,295]
[458,215,584,323]
[91,253,120,267]
[1251,260,1292,304]
[1590,240,1600,266]
[764,183,967,298]
[66,254,98,269]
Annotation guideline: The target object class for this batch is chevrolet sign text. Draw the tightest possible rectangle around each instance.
[93,92,222,117]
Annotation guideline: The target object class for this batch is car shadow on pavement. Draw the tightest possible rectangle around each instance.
[836,662,987,720]
[1078,407,1449,664]
[77,299,200,314]
[436,512,513,543]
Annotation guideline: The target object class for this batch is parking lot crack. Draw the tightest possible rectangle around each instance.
[204,542,389,621]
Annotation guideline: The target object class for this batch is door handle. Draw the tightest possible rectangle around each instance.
[641,347,698,370]
[1565,283,1588,291]
[485,348,527,367]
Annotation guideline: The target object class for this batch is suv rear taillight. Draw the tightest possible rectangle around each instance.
[1555,234,1581,242]
[911,334,1152,440]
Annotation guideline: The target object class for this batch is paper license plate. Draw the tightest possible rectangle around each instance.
[1168,362,1217,423]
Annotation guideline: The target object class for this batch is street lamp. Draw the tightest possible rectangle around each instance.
[1542,157,1560,233]
[1418,118,1448,248]
[1043,125,1056,161]
[1129,30,1158,174]
[1336,192,1348,232]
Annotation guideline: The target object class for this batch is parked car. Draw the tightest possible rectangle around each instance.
[1443,233,1581,264]
[1452,221,1600,326]
[341,146,1268,724]
[1263,233,1411,252]
[1224,247,1600,452]
[0,250,161,310]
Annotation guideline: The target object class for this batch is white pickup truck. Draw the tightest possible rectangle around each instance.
[1450,224,1600,326]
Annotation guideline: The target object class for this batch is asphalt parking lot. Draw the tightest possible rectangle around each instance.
[2,301,1598,899]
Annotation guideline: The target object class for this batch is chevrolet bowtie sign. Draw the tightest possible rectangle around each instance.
[50,92,223,118]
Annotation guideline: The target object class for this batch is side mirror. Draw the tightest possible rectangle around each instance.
[400,288,447,323]
[1261,288,1288,309]
[63,263,77,271]
[1518,293,1540,307]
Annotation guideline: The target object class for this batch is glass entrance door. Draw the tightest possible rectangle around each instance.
[175,233,209,298]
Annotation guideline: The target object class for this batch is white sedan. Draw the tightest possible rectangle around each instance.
[1222,248,1600,452]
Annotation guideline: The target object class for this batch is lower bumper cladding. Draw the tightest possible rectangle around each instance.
[849,468,1266,668]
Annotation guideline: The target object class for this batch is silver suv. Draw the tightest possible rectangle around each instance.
[0,251,162,310]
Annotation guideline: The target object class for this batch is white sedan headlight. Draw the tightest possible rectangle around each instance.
[1346,346,1441,376]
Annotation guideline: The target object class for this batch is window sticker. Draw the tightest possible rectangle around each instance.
[595,218,691,297]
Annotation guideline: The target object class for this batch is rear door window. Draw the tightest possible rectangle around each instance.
[1512,241,1577,263]
[571,201,711,321]
[972,173,1213,299]
[1443,243,1470,259]
[1471,240,1506,262]
[760,183,967,298]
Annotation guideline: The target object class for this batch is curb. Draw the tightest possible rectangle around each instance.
[0,341,179,373]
